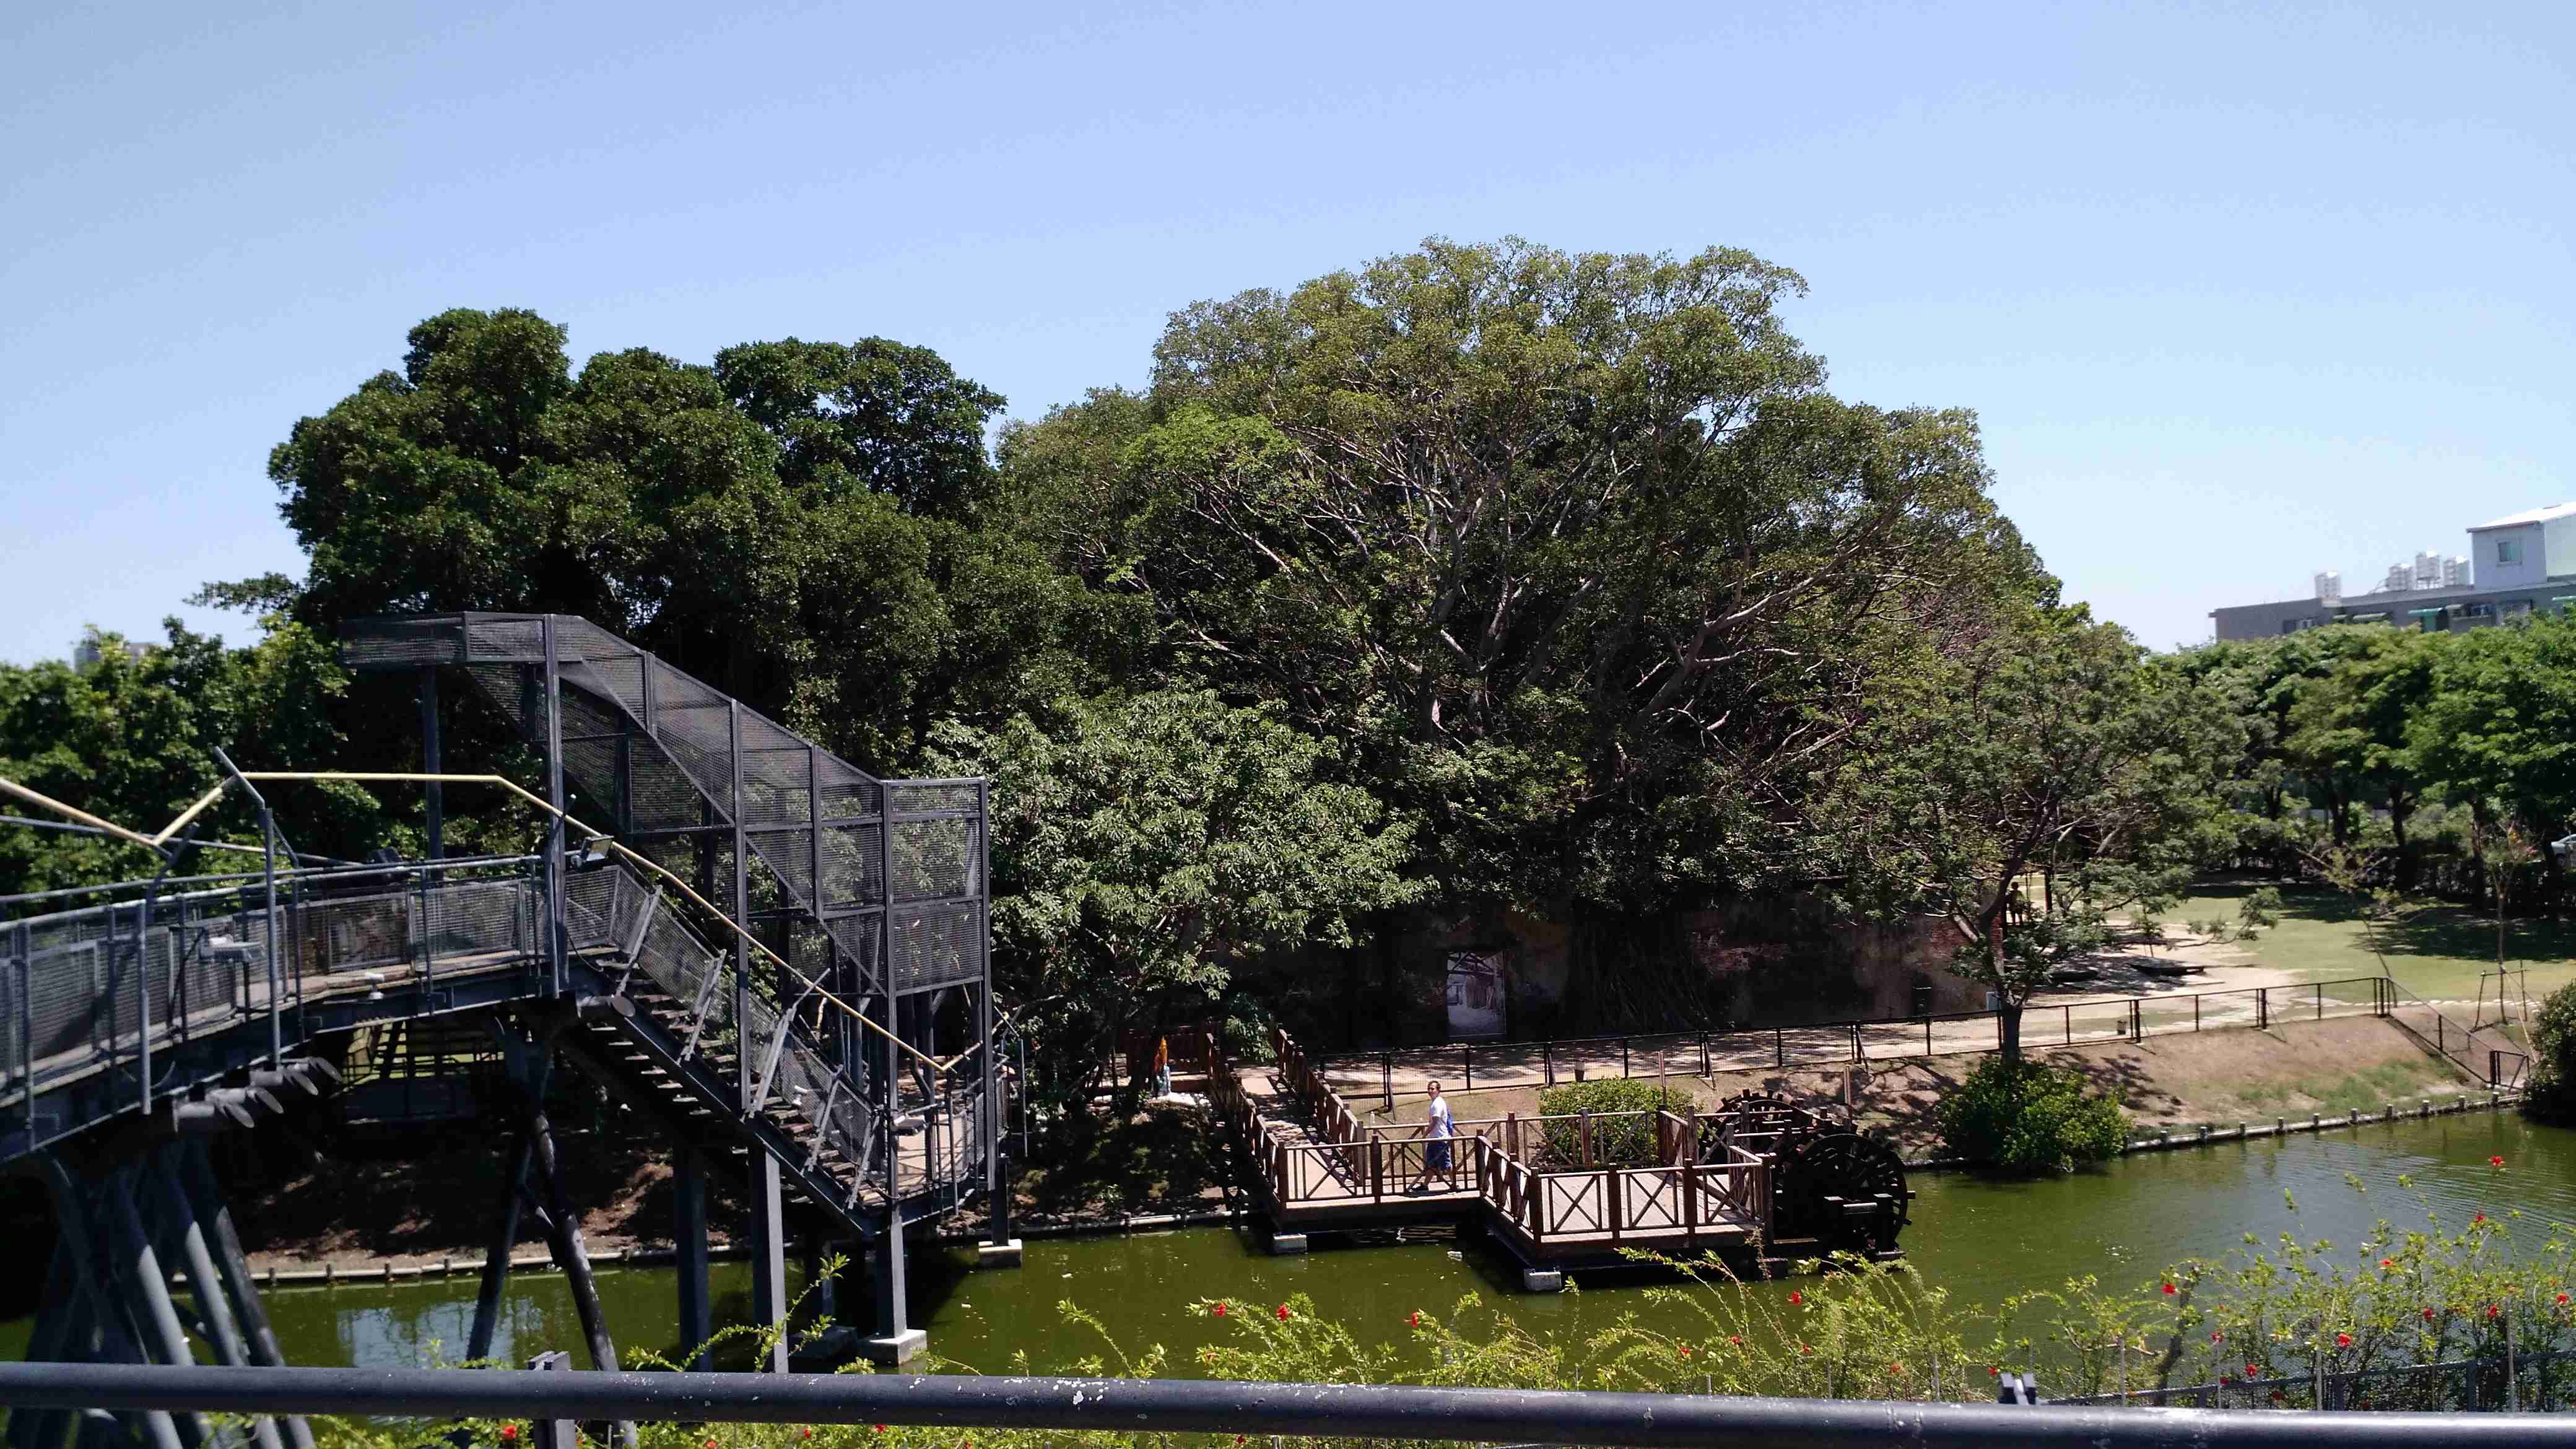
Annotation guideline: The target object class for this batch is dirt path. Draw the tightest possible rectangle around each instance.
[1331,1015,2484,1160]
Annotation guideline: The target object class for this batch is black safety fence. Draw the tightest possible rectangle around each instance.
[1326,975,2527,1108]
[0,1362,2567,1449]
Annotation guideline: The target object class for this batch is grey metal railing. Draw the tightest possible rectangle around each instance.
[0,1362,2565,1448]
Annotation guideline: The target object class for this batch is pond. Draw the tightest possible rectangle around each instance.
[14,1110,2573,1375]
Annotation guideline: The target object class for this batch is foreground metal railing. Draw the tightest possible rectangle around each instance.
[0,1362,2565,1448]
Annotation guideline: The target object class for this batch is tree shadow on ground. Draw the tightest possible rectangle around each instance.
[1020,1100,1229,1219]
[2181,878,2576,965]
[228,1098,739,1260]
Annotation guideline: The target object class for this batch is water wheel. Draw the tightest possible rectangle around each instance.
[1769,1129,1910,1254]
[1698,1090,1798,1159]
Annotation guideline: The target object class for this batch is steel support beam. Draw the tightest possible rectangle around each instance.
[419,668,442,869]
[98,1170,209,1449]
[671,1150,710,1372]
[144,1151,281,1449]
[176,1143,308,1449]
[541,616,567,996]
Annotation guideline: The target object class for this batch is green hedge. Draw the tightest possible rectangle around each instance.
[2526,981,2576,1124]
[1936,1056,2128,1173]
[1534,1077,1686,1165]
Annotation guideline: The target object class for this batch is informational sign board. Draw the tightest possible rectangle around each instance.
[1445,949,1508,1041]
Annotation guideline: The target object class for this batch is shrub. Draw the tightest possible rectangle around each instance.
[2524,980,2576,1124]
[1534,1077,1686,1165]
[1937,1056,2128,1173]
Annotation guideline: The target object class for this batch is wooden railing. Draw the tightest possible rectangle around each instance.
[1247,1027,1778,1253]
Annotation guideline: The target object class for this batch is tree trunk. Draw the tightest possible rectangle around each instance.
[2390,794,2414,890]
[1988,912,2019,1068]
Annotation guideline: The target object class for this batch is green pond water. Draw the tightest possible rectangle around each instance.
[15,1110,2575,1375]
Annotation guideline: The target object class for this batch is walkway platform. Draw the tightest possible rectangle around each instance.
[1211,1032,1887,1280]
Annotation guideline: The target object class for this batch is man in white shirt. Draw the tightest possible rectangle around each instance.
[1410,1079,1458,1193]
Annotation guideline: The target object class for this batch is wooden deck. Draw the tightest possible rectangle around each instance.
[1211,1032,1772,1270]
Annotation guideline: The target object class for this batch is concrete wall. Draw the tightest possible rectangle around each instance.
[2470,521,2546,588]
[1269,895,1975,1050]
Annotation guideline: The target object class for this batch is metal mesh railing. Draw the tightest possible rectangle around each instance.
[2,859,547,1152]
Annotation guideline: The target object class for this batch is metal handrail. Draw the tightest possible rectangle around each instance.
[0,1362,2562,1447]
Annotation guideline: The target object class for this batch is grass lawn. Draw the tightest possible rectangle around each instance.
[2165,879,2576,1006]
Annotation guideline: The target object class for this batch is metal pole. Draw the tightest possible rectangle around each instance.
[6,1362,2569,1448]
[541,617,568,996]
[102,1170,211,1447]
[469,1136,534,1365]
[176,1142,308,1447]
[420,668,443,870]
[724,701,787,1370]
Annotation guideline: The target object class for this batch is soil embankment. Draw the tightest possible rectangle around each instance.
[1351,1015,2480,1159]
[207,1016,2473,1271]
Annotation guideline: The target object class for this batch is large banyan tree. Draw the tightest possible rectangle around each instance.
[999,237,2052,920]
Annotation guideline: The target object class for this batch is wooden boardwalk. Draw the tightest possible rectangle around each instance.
[1212,1031,1791,1277]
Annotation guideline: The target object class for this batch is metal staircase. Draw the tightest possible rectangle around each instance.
[342,612,999,1233]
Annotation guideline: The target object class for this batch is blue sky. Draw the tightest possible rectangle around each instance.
[2,1,2569,661]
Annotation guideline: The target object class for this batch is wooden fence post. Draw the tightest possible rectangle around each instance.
[1579,1111,1594,1168]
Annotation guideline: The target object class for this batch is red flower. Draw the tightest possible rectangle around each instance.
[800,1432,812,1441]
[1234,1438,1245,1446]
[500,1430,518,1444]
[1213,1302,1227,1316]
[706,1439,718,1447]
[1679,1345,1692,1359]
[1276,1303,1291,1321]
[2559,1294,2570,1306]
[1891,1363,1904,1374]
[2336,1333,2352,1348]
[1787,1291,1803,1306]
[2473,1214,2487,1224]
[2490,1155,2505,1167]
[2379,1258,2395,1270]
[1728,1336,1742,1346]
[2161,1282,2177,1295]
[1799,1344,1811,1355]
[2211,1331,2224,1342]
[1408,1311,1420,1328]
[2246,1364,2261,1377]
[2423,1307,2437,1321]
[1988,1367,2000,1377]
[2487,1305,2502,1320]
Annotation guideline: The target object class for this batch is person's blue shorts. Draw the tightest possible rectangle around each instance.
[1425,1139,1454,1172]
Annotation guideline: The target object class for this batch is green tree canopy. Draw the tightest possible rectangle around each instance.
[0,622,387,895]
[1001,238,2047,915]
[1826,609,2240,1059]
[250,308,1126,767]
[933,690,1425,1128]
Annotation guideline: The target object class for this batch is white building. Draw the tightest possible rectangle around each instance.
[2211,503,2576,642]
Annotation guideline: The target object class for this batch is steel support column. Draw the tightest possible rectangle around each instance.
[541,617,567,996]
[176,1143,308,1449]
[672,1150,710,1371]
[100,1170,211,1449]
[419,668,443,869]
[728,700,789,1372]
[144,1152,281,1449]
[36,1160,178,1449]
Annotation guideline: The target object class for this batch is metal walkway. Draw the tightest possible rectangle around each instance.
[1,611,1010,1393]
